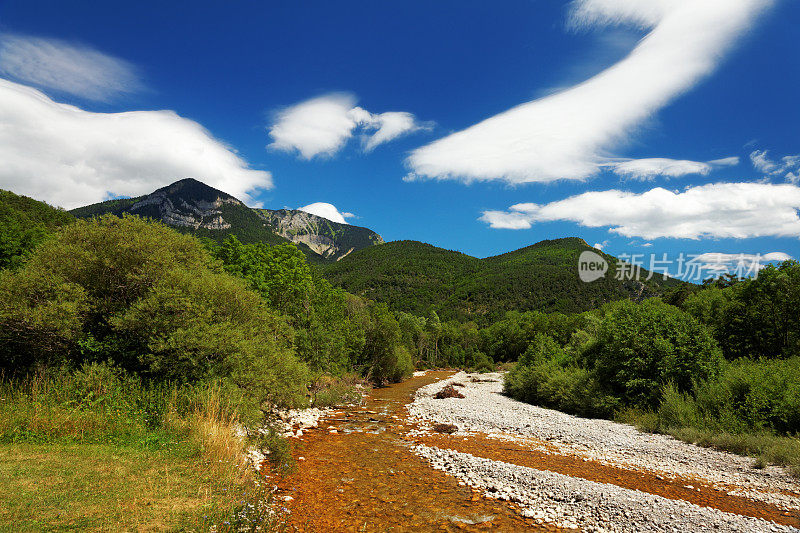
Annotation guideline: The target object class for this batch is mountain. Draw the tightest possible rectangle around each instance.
[70,178,290,246]
[322,237,683,323]
[0,189,75,269]
[69,179,383,261]
[255,208,383,261]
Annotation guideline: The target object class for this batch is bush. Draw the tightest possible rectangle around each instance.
[370,345,414,386]
[0,215,310,416]
[0,268,87,370]
[691,357,800,435]
[471,351,495,373]
[504,360,619,418]
[588,299,723,409]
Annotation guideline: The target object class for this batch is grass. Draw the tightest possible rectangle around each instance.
[0,443,269,532]
[308,372,365,408]
[0,364,281,531]
[617,409,800,476]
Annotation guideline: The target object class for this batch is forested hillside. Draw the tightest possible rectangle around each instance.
[0,189,75,269]
[323,237,681,323]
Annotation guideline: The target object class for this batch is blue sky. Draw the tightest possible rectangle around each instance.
[0,0,798,279]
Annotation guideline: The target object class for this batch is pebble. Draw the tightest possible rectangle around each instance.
[407,372,800,532]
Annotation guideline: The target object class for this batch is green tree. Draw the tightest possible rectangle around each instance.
[363,303,406,384]
[0,215,310,412]
[0,190,74,270]
[588,299,723,408]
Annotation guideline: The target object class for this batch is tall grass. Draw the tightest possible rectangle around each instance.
[618,363,800,476]
[0,363,282,530]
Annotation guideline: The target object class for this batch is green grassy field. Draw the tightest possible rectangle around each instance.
[0,442,268,532]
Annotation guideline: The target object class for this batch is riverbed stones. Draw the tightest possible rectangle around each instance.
[407,372,800,532]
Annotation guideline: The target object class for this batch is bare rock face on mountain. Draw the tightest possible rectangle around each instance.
[125,181,242,230]
[69,178,288,247]
[256,208,384,261]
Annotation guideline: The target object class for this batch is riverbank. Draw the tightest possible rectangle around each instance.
[408,372,800,532]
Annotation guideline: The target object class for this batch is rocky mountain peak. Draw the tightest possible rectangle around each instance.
[128,178,243,231]
[256,208,384,261]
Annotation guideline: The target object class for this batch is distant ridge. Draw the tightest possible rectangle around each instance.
[70,178,290,247]
[322,237,683,323]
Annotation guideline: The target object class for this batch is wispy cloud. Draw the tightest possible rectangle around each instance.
[750,149,800,184]
[0,33,144,102]
[480,182,800,240]
[608,156,739,180]
[268,93,430,159]
[407,0,772,184]
[298,202,353,224]
[0,79,271,209]
[694,251,793,273]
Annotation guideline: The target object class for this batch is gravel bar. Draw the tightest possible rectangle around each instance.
[407,371,800,530]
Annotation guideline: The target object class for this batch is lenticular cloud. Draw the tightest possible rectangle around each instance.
[407,0,772,184]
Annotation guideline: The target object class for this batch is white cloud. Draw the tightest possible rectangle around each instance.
[298,202,352,224]
[0,33,144,102]
[708,157,741,167]
[750,150,800,183]
[608,156,739,180]
[268,93,427,159]
[362,111,426,152]
[0,79,272,209]
[407,0,771,184]
[610,158,708,180]
[693,252,793,273]
[480,182,800,240]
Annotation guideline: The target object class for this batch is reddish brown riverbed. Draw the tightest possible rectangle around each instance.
[273,371,799,531]
[274,371,556,532]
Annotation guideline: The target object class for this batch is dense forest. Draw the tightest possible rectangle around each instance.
[322,238,681,323]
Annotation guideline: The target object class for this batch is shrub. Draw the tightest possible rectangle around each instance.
[370,345,414,386]
[0,215,310,416]
[470,351,495,373]
[588,299,723,409]
[692,357,800,435]
[0,268,87,370]
[504,360,619,418]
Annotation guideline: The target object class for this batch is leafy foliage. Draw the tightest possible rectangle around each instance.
[0,189,74,269]
[323,238,681,324]
[0,215,309,413]
[505,300,725,414]
[588,299,723,408]
[682,261,800,360]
